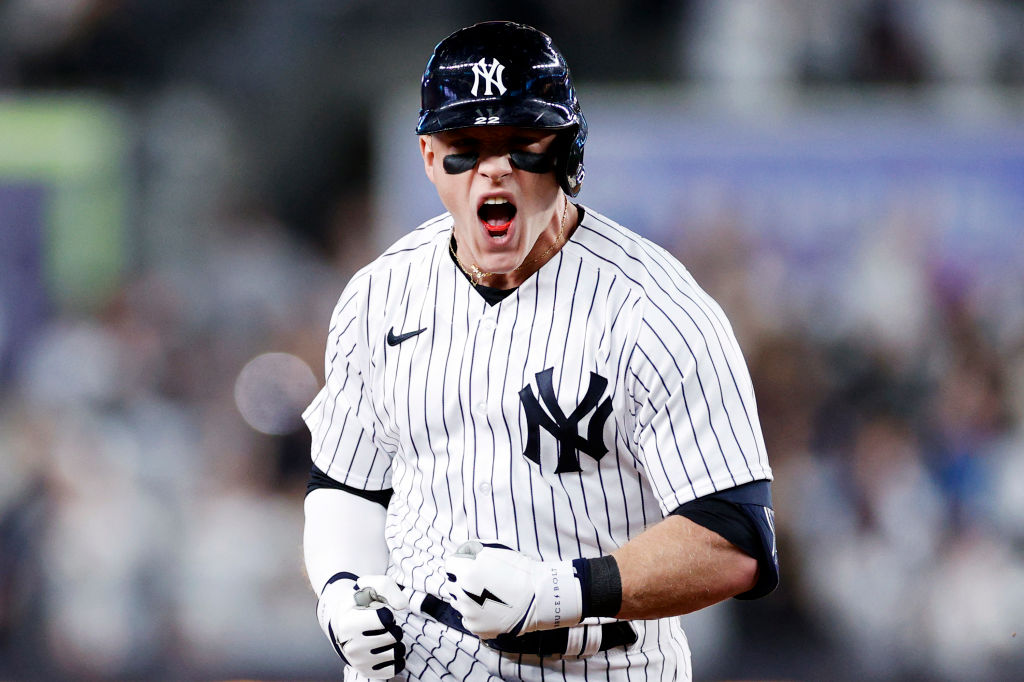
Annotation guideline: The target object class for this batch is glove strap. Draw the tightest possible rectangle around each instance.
[320,570,360,595]
[316,571,359,638]
[530,560,584,631]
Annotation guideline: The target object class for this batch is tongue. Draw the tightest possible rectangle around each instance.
[484,219,512,235]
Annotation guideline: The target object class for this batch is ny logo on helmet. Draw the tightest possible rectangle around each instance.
[519,368,613,473]
[470,58,506,97]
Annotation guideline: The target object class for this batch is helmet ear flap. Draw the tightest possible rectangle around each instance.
[558,118,587,197]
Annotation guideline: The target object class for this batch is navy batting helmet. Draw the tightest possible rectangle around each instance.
[416,21,588,197]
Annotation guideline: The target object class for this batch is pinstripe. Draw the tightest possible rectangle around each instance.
[340,427,365,483]
[611,422,632,543]
[465,295,483,537]
[500,295,523,549]
[482,303,503,539]
[439,261,460,557]
[543,254,584,559]
[564,260,598,555]
[364,272,372,364]
[481,317,499,539]
[635,618,653,682]
[569,261,608,553]
[454,280,473,536]
[419,250,445,595]
[523,276,544,555]
[588,270,617,551]
[652,620,667,682]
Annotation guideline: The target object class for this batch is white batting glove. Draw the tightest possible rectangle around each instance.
[316,573,410,678]
[444,541,583,640]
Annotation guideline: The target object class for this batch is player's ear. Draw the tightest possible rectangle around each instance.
[420,135,437,184]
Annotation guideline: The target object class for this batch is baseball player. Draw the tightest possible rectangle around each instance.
[303,21,778,681]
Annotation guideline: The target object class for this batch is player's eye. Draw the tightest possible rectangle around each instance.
[509,150,554,173]
[443,152,478,174]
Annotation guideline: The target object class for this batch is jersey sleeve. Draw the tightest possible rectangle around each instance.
[303,277,392,491]
[627,286,771,514]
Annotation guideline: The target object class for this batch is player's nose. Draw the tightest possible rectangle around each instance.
[477,152,513,181]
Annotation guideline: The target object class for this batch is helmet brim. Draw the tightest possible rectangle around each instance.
[416,98,578,135]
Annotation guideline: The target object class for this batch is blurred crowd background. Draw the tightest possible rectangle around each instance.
[1,1,1023,680]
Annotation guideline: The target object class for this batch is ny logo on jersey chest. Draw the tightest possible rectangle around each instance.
[518,367,613,473]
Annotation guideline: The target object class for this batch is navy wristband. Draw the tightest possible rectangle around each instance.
[572,555,622,619]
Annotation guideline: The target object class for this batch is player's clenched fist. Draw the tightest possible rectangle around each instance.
[444,541,584,639]
[316,573,409,678]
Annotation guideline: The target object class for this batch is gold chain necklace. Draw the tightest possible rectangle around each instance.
[450,197,569,287]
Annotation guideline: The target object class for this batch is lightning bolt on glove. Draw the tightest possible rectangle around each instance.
[443,541,584,640]
[316,572,410,678]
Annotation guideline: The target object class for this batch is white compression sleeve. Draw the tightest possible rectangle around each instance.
[303,487,389,593]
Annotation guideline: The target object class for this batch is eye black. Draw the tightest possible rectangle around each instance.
[443,152,478,174]
[509,150,554,173]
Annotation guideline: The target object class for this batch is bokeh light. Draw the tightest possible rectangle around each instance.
[234,352,318,435]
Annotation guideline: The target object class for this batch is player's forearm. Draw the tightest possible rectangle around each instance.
[303,488,389,592]
[611,514,758,620]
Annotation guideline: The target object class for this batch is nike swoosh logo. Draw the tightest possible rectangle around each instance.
[386,326,427,346]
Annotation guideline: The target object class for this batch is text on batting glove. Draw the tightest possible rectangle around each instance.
[316,573,409,679]
[444,541,583,640]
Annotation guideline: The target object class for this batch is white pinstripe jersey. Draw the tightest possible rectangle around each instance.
[304,206,772,677]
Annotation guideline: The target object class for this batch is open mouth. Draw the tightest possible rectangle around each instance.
[478,198,517,237]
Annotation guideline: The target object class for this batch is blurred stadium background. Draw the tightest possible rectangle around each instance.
[1,1,1023,680]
